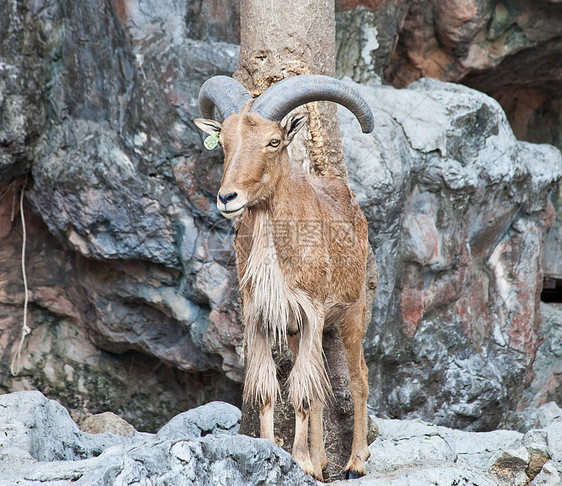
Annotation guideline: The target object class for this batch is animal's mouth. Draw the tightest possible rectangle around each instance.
[219,204,246,220]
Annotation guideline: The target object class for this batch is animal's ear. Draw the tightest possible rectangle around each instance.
[282,113,308,145]
[194,118,222,135]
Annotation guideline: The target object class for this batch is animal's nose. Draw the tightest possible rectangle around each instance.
[218,192,238,205]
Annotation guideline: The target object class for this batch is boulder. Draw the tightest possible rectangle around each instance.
[504,400,562,433]
[489,446,530,485]
[0,391,312,486]
[518,304,562,410]
[0,0,243,432]
[530,461,561,486]
[157,400,241,441]
[522,429,551,479]
[341,78,561,429]
[80,412,136,437]
[0,391,147,464]
[333,414,562,485]
[0,435,316,486]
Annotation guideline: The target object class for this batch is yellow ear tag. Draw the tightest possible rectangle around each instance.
[204,132,220,150]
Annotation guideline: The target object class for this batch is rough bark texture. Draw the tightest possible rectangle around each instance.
[234,0,345,178]
[234,0,347,180]
[233,0,378,480]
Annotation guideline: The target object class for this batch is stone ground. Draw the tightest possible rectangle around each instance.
[0,391,560,485]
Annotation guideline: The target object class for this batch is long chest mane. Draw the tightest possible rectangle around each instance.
[237,210,315,345]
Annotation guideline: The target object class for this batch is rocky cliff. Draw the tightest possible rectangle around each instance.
[1,0,561,439]
[336,0,561,151]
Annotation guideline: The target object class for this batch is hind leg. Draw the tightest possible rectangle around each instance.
[338,300,370,479]
[309,399,327,480]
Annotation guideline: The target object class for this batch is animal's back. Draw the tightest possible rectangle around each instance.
[308,175,368,305]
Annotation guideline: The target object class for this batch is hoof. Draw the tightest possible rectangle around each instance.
[343,469,364,480]
[311,471,324,482]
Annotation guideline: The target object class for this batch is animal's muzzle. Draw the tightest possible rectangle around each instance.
[217,190,246,219]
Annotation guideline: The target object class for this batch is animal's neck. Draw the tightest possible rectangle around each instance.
[262,153,304,222]
[236,151,307,257]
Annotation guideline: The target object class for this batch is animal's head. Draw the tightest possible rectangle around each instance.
[194,75,374,219]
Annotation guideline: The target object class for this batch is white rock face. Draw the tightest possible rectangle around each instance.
[1,392,561,485]
[333,404,562,485]
[530,462,561,486]
[340,78,562,430]
[0,391,312,486]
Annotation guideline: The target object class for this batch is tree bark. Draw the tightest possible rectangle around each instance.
[235,0,378,481]
[234,0,346,179]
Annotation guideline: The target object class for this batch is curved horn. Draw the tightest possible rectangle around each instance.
[250,75,374,133]
[198,75,253,120]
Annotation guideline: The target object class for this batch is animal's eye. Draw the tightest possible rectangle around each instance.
[268,139,281,148]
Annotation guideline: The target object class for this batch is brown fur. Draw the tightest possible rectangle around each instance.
[195,107,371,479]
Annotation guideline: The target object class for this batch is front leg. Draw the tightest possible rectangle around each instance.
[289,335,327,480]
[259,398,275,442]
[243,317,279,444]
[287,303,330,480]
[309,399,328,479]
[292,404,316,478]
[287,333,322,480]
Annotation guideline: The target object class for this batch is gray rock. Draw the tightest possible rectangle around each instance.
[505,400,562,433]
[0,449,36,474]
[1,0,561,439]
[522,429,550,456]
[0,435,315,486]
[337,414,562,485]
[367,419,456,473]
[537,402,562,428]
[3,392,562,486]
[446,429,523,469]
[334,417,515,484]
[341,77,562,430]
[0,391,240,465]
[368,416,523,472]
[530,461,562,486]
[522,429,551,480]
[0,0,243,432]
[489,446,530,485]
[543,422,562,477]
[0,391,149,464]
[332,465,497,486]
[543,185,562,278]
[520,304,562,413]
[80,412,136,437]
[157,400,241,440]
[0,391,313,486]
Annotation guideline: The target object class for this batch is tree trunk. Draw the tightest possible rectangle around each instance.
[234,0,346,179]
[235,0,378,481]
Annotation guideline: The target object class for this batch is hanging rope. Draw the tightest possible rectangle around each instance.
[10,181,30,376]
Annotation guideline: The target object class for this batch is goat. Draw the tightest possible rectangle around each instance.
[194,74,375,480]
